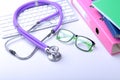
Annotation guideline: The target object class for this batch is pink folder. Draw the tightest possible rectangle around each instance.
[71,0,120,55]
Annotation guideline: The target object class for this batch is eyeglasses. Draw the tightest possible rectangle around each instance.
[56,29,95,52]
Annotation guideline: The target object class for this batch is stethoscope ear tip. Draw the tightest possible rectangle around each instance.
[9,49,16,56]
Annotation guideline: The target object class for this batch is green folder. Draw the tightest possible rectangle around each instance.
[92,0,120,29]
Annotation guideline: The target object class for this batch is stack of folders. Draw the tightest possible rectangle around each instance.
[92,0,120,39]
[71,0,120,55]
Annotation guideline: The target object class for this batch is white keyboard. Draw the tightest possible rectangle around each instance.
[0,0,78,39]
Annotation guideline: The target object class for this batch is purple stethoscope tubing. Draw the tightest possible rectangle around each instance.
[13,0,63,51]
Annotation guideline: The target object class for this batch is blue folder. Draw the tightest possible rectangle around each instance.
[103,16,120,38]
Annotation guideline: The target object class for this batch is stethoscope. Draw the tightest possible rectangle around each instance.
[5,0,63,62]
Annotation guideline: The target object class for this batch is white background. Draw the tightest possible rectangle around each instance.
[0,0,120,80]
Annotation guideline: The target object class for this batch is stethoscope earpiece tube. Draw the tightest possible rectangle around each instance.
[11,0,63,62]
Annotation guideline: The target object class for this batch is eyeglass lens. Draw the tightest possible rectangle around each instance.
[75,36,93,51]
[57,29,74,42]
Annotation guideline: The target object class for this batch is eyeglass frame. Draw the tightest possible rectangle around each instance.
[56,29,95,52]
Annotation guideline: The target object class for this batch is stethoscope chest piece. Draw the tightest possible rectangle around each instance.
[45,46,61,62]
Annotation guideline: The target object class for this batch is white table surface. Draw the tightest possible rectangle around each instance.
[0,0,120,80]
